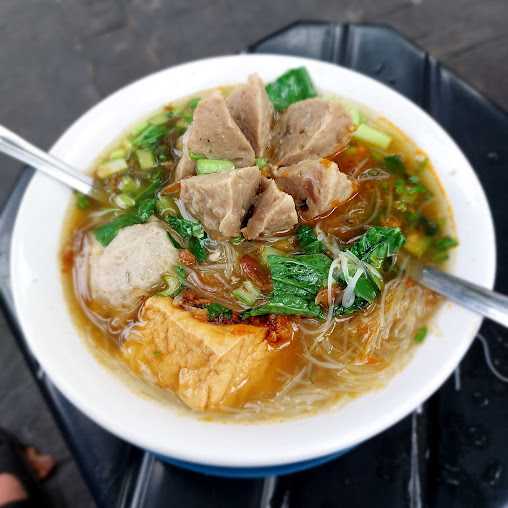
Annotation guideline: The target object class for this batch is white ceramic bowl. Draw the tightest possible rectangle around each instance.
[10,54,496,476]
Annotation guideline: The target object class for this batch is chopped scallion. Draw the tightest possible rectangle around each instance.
[118,175,140,194]
[136,149,156,170]
[346,106,362,126]
[96,158,128,178]
[196,159,235,174]
[232,281,262,306]
[352,124,392,150]
[255,158,268,169]
[113,193,136,210]
[158,271,185,297]
[109,148,126,160]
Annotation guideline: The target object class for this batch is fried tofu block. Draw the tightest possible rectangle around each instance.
[121,296,276,411]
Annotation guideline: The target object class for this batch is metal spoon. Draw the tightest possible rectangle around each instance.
[0,124,99,199]
[410,264,508,328]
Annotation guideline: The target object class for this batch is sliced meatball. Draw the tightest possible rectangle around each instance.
[274,159,354,218]
[174,127,195,181]
[242,178,298,240]
[226,74,273,157]
[88,221,178,309]
[187,91,255,168]
[272,98,353,165]
[121,296,275,410]
[180,166,261,238]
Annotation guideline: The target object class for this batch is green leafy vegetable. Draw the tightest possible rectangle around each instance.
[335,298,368,317]
[334,227,406,316]
[414,326,428,343]
[94,198,157,246]
[243,254,331,319]
[349,226,406,271]
[133,173,163,202]
[94,174,163,246]
[243,293,324,319]
[296,225,325,254]
[395,176,428,206]
[270,255,331,296]
[266,67,317,111]
[135,198,157,222]
[384,155,406,175]
[166,216,208,262]
[406,211,439,236]
[189,236,208,263]
[132,124,168,151]
[167,216,205,240]
[207,303,232,322]
[75,192,91,210]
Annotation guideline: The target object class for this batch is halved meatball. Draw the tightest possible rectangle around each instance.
[179,166,261,238]
[274,159,354,218]
[242,178,298,239]
[272,98,353,165]
[226,74,273,157]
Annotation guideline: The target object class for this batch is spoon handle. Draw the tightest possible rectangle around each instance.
[419,266,508,328]
[0,125,94,196]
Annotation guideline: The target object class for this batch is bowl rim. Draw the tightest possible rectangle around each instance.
[10,53,497,468]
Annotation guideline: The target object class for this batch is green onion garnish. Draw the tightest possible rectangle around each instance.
[196,159,235,174]
[352,124,392,150]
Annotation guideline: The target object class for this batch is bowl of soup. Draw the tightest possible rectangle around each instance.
[10,54,495,476]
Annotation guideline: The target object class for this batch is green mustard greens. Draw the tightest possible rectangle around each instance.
[243,254,331,319]
[266,67,317,111]
[166,216,208,262]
